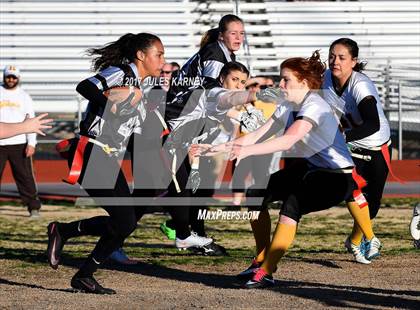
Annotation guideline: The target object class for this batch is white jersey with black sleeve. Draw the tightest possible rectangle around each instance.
[272,92,354,170]
[322,69,390,149]
[79,62,148,153]
[178,41,235,82]
[165,83,231,146]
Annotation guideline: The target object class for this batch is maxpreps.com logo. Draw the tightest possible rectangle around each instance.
[197,209,260,221]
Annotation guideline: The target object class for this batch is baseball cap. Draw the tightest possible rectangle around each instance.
[3,65,20,78]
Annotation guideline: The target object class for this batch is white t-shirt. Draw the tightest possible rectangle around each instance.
[322,70,390,149]
[272,92,354,170]
[0,85,37,146]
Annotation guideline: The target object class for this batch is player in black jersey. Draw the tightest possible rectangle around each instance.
[162,62,281,254]
[47,33,165,294]
[168,14,244,101]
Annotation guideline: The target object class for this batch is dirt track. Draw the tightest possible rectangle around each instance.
[1,254,419,309]
[0,205,419,309]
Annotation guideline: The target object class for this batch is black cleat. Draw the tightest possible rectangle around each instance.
[71,274,116,295]
[189,241,228,256]
[47,222,66,269]
[244,267,275,289]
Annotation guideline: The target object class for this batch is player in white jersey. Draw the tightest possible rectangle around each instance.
[205,51,380,288]
[322,38,391,258]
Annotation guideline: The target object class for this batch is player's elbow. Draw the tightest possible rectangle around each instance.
[282,136,298,151]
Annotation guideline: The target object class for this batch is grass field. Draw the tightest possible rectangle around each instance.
[0,201,419,309]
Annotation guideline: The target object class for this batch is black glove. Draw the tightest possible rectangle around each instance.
[188,169,201,194]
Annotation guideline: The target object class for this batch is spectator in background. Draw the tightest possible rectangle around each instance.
[160,62,176,92]
[169,61,180,72]
[0,65,43,218]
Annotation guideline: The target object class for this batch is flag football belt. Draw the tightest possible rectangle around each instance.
[155,109,214,194]
[351,168,368,209]
[154,109,181,193]
[349,140,405,183]
[312,167,354,174]
[56,135,119,185]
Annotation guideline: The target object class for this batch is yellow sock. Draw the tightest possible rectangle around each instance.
[350,222,364,245]
[251,208,271,263]
[261,222,296,274]
[347,201,374,240]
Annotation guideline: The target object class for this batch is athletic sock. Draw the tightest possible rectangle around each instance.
[251,208,271,263]
[261,222,296,274]
[58,221,82,240]
[347,201,374,241]
[190,207,206,236]
[59,216,109,240]
[76,255,101,278]
[350,222,364,245]
[167,206,191,240]
[165,219,175,230]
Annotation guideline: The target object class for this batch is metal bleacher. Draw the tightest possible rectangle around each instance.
[0,0,199,113]
[266,1,420,62]
[196,0,420,134]
[1,0,419,121]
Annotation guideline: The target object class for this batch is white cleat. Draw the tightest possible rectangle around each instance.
[410,203,420,240]
[345,237,371,264]
[175,232,213,250]
[365,236,382,260]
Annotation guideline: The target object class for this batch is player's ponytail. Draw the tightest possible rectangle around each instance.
[329,38,367,72]
[307,50,326,84]
[280,50,326,90]
[87,33,161,72]
[200,28,219,48]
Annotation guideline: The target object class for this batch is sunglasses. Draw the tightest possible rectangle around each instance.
[5,75,18,80]
[161,70,172,74]
[260,84,274,90]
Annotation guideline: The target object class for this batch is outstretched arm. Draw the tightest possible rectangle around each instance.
[217,87,282,110]
[205,117,279,156]
[229,119,313,161]
[0,113,52,139]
